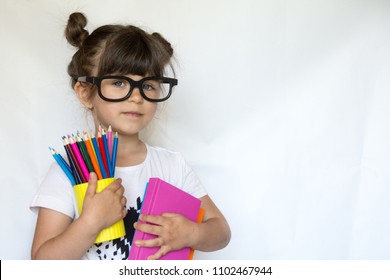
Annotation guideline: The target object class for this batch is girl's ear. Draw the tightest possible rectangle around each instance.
[74,82,93,109]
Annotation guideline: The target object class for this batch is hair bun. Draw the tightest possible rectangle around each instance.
[152,32,173,57]
[65,12,89,48]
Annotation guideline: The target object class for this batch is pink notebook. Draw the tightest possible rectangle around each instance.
[128,177,202,260]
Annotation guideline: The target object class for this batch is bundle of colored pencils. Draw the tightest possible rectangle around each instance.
[49,125,118,186]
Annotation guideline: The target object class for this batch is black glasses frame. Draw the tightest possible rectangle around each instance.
[77,76,178,102]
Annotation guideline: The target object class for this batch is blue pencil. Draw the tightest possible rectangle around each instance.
[111,132,118,176]
[49,147,76,185]
[102,130,112,177]
[91,135,107,179]
[52,146,72,174]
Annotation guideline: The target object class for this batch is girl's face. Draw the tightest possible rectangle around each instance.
[87,74,158,137]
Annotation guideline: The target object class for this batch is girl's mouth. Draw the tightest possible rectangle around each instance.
[123,111,142,117]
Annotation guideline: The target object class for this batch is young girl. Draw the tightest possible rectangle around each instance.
[30,12,231,260]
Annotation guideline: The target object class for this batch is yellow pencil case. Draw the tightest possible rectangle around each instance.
[73,178,126,243]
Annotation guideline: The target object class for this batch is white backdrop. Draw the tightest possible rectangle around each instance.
[1,0,390,260]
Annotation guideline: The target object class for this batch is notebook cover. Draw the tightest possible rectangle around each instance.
[128,177,202,260]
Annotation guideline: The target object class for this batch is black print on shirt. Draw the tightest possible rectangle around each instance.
[87,196,142,260]
[124,196,142,244]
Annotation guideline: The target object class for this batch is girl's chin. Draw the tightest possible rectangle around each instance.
[114,126,147,137]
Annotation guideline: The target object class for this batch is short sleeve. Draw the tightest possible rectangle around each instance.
[30,162,76,219]
[179,155,208,199]
[146,145,208,199]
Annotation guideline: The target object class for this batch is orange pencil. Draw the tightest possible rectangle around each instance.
[83,132,103,180]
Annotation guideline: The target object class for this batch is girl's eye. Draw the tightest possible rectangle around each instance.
[142,83,155,91]
[112,80,126,87]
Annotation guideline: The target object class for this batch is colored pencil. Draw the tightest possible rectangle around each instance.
[107,125,113,159]
[83,132,103,180]
[91,134,107,179]
[50,128,119,186]
[49,147,76,185]
[111,132,118,176]
[97,129,110,178]
[63,138,83,185]
[69,136,89,182]
[50,147,71,174]
[76,135,94,173]
[102,128,112,177]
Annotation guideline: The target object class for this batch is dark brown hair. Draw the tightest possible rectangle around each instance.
[65,12,174,87]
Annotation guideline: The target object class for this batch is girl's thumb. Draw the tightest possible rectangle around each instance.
[85,172,97,196]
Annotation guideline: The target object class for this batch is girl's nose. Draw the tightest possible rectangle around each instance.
[127,87,143,103]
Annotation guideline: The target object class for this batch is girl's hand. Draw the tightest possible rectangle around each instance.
[133,213,198,260]
[80,172,127,234]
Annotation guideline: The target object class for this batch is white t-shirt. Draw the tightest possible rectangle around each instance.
[30,144,207,260]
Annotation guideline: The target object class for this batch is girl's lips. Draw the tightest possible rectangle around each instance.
[122,111,142,117]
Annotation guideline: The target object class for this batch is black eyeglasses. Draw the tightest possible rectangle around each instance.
[77,76,178,102]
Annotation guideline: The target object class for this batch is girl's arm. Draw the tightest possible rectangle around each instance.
[31,207,100,259]
[31,173,127,259]
[133,194,231,260]
[189,195,231,251]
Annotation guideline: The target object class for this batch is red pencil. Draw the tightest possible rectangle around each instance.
[97,129,110,177]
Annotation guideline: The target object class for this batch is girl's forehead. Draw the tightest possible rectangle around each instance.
[97,58,159,77]
[96,35,167,77]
